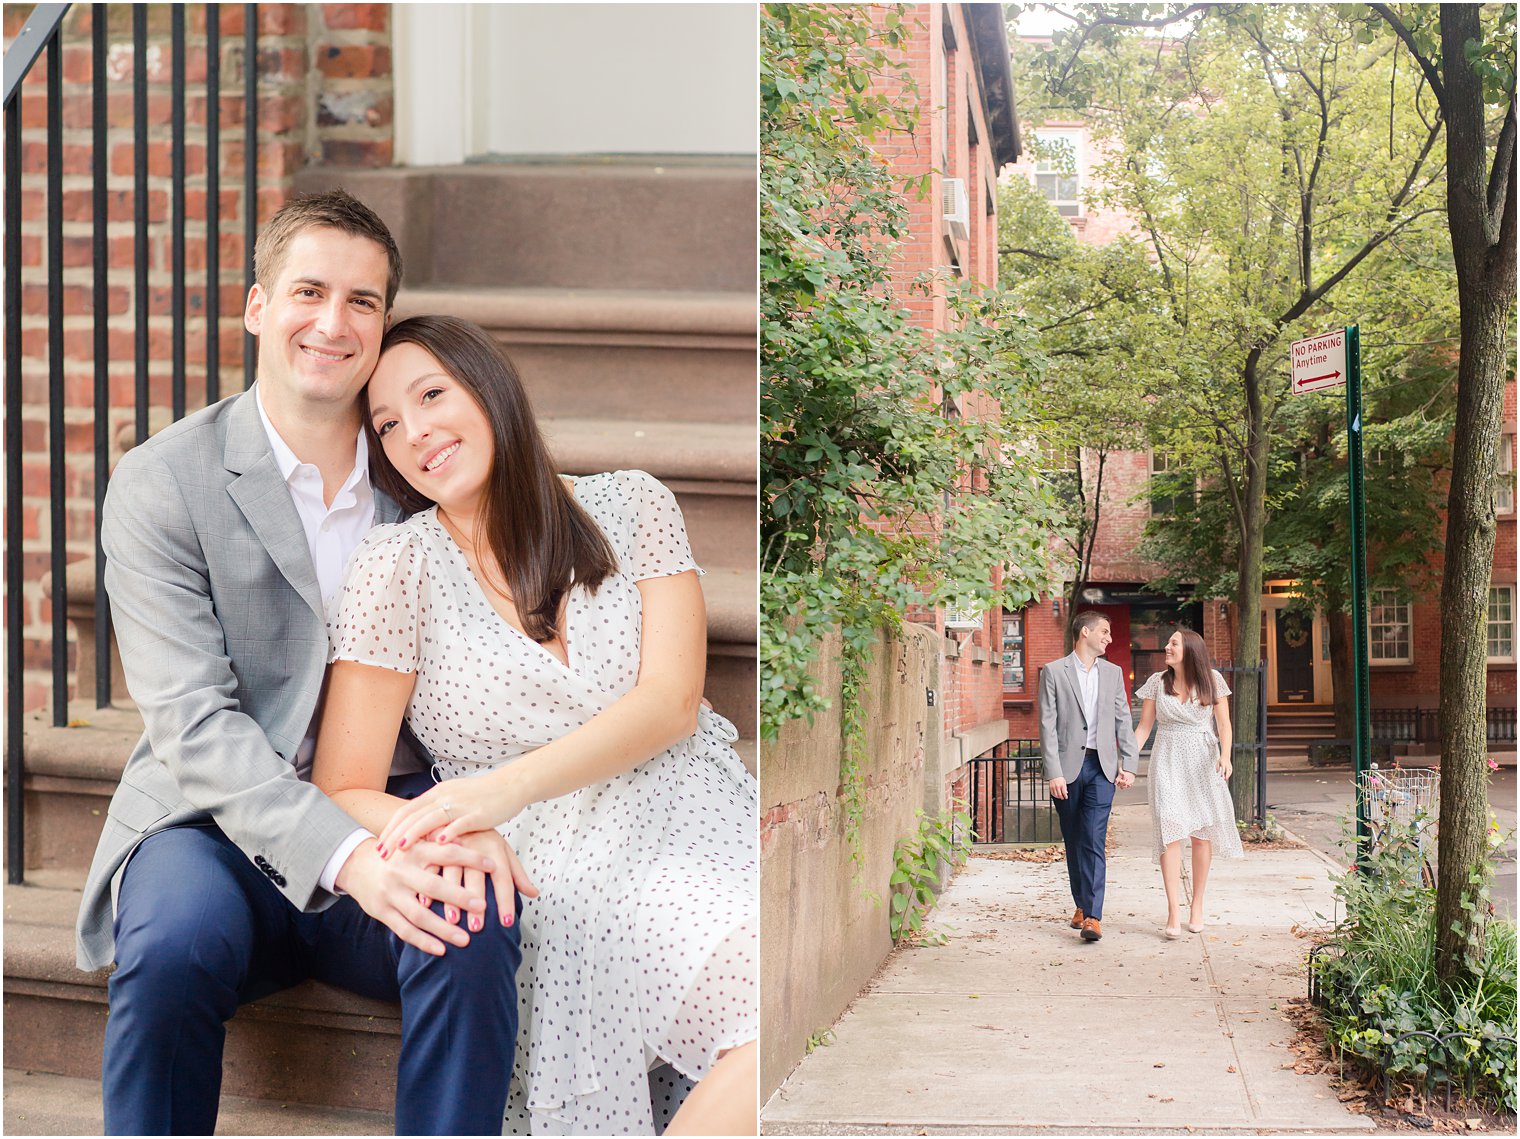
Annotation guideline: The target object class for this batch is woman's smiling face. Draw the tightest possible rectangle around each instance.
[367,341,495,516]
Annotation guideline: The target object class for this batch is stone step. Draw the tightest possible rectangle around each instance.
[393,286,755,425]
[16,695,756,874]
[2,1069,393,1136]
[541,417,757,570]
[49,559,755,740]
[4,872,403,1115]
[293,162,757,293]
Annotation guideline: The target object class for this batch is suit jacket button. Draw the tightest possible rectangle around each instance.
[254,855,269,869]
[274,873,287,887]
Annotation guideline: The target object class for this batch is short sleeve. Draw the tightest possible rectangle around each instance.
[1135,672,1162,702]
[1212,669,1232,699]
[618,469,702,581]
[327,524,429,674]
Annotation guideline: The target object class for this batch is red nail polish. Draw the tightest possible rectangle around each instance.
[398,838,408,850]
[504,911,513,927]
[470,916,481,932]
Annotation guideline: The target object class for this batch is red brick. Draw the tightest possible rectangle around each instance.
[315,44,390,80]
[322,5,389,33]
[320,137,392,167]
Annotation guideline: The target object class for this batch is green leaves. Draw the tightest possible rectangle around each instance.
[887,804,974,943]
[762,4,1061,744]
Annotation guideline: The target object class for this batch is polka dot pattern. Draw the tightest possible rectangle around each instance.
[327,470,758,1135]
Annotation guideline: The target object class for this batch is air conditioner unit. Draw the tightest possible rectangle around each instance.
[942,176,970,242]
[944,604,983,630]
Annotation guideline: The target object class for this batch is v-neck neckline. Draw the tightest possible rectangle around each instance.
[421,506,579,679]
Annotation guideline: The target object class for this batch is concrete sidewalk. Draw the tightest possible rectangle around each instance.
[762,791,1375,1136]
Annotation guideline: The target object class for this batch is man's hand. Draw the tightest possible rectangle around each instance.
[335,838,495,956]
[1116,770,1136,790]
[1048,777,1068,800]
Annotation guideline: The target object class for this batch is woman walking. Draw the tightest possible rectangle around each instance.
[1134,629,1244,939]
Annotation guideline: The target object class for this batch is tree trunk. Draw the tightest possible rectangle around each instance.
[1230,351,1270,823]
[1433,5,1516,987]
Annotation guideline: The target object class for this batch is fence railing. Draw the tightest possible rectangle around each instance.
[1369,706,1517,745]
[4,3,261,885]
[1218,661,1268,829]
[968,739,1059,846]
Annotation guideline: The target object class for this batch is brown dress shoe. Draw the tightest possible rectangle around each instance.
[1070,907,1085,929]
[1080,917,1103,941]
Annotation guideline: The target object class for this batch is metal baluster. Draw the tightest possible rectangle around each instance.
[47,31,67,727]
[242,2,256,389]
[5,84,25,885]
[171,5,185,420]
[93,2,111,707]
[206,5,220,404]
[132,4,147,444]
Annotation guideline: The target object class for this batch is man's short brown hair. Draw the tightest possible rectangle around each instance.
[253,189,403,309]
[1071,609,1109,642]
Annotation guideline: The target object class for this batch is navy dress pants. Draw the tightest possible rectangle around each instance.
[102,774,522,1136]
[1052,749,1116,921]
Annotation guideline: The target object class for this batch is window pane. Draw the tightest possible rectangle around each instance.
[1489,587,1514,659]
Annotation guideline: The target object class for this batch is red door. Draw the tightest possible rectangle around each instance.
[1091,603,1133,701]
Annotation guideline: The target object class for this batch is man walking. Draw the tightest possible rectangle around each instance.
[1038,610,1139,942]
[76,190,526,1135]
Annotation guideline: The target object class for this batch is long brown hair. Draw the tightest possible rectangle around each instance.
[365,316,617,642]
[1165,628,1218,706]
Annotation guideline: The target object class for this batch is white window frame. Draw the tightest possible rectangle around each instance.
[1149,449,1184,519]
[1033,129,1082,217]
[1496,432,1515,515]
[1368,588,1413,666]
[1489,585,1515,662]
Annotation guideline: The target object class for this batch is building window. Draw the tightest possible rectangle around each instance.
[1490,586,1515,662]
[1002,611,1026,692]
[1034,130,1081,216]
[1368,589,1412,665]
[1496,433,1515,515]
[1039,440,1080,506]
[1149,450,1185,518]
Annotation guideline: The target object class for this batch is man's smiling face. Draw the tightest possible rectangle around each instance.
[243,226,390,410]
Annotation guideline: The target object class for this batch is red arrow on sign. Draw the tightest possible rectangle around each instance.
[1304,371,1341,384]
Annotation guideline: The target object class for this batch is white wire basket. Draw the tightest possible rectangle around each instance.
[1359,765,1440,834]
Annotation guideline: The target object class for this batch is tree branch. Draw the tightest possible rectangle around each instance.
[1369,4,1446,109]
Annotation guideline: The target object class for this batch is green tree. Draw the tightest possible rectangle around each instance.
[998,174,1169,647]
[1025,3,1449,821]
[1367,1,1516,986]
[760,4,1064,855]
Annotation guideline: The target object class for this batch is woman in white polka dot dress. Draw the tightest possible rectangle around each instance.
[312,316,757,1135]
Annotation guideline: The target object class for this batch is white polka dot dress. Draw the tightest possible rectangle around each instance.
[1136,669,1245,862]
[328,470,758,1135]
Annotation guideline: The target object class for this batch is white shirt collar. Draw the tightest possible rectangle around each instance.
[254,384,368,493]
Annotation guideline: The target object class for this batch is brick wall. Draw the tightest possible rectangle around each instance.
[6,3,393,715]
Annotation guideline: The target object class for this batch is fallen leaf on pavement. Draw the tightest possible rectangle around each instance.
[1226,1065,1237,1073]
[1154,1062,1166,1068]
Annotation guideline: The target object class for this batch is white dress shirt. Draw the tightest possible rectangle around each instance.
[256,387,375,893]
[1071,651,1101,751]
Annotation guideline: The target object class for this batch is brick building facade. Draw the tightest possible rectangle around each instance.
[867,4,1023,789]
[8,2,395,715]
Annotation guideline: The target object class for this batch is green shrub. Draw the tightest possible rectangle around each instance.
[1311,815,1517,1111]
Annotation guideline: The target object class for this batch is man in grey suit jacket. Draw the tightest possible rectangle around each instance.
[78,191,523,1135]
[1038,610,1139,941]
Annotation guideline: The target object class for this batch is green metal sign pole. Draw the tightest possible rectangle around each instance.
[1345,324,1372,868]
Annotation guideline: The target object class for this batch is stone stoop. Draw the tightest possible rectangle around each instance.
[4,872,402,1119]
[1266,704,1337,762]
[3,1071,393,1136]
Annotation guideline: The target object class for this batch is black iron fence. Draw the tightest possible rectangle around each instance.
[4,3,261,884]
[968,739,1059,846]
[1369,706,1517,745]
[1219,661,1268,829]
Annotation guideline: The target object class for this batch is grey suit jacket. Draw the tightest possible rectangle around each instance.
[76,388,406,971]
[1038,653,1140,784]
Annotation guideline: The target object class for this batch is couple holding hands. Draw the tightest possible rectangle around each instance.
[1040,611,1245,942]
[73,190,757,1136]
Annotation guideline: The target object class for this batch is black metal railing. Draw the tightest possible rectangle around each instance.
[968,739,1062,846]
[4,3,260,885]
[1219,661,1268,829]
[1368,706,1516,745]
